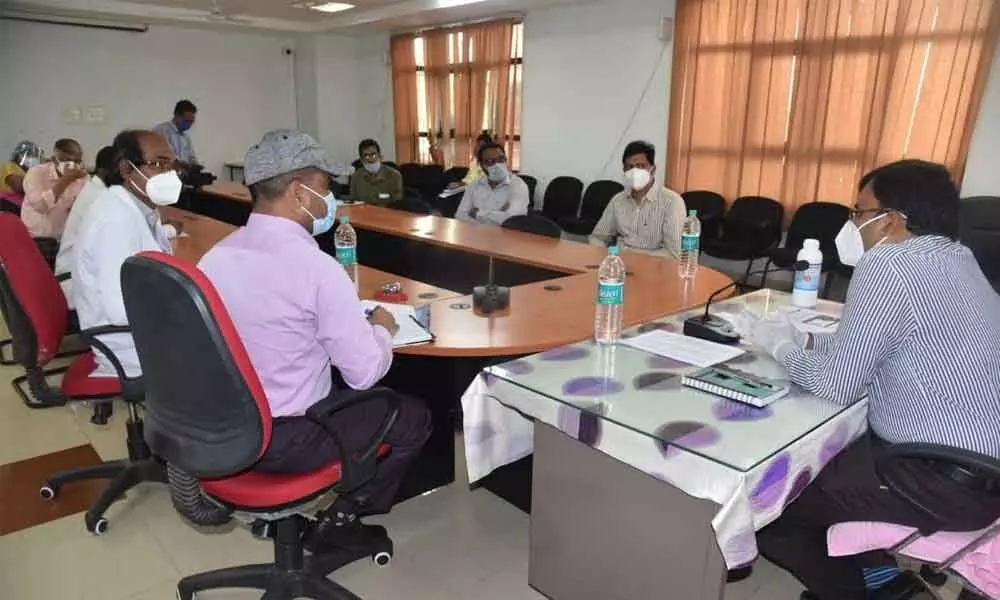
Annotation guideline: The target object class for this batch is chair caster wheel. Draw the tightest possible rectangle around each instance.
[90,402,113,425]
[87,516,109,535]
[39,485,56,500]
[373,551,392,566]
[920,565,948,587]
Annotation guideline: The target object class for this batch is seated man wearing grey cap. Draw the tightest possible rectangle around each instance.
[198,129,432,554]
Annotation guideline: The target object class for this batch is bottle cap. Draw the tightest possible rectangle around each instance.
[688,209,697,217]
[609,245,620,256]
[804,239,820,251]
[340,216,350,224]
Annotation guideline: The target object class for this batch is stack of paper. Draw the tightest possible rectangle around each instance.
[361,301,434,348]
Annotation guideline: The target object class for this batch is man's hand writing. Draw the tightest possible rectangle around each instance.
[368,306,399,337]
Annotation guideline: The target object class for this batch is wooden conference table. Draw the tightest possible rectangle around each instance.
[172,182,733,501]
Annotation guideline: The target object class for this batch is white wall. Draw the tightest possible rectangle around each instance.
[0,21,297,175]
[962,39,1000,198]
[520,0,676,204]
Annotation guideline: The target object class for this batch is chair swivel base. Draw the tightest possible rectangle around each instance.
[40,416,166,534]
[177,517,393,600]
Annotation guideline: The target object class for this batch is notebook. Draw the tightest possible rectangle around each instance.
[361,301,434,348]
[681,365,789,407]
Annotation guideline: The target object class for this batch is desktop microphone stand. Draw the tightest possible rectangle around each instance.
[473,256,511,315]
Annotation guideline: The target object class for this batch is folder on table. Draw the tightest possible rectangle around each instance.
[681,365,789,408]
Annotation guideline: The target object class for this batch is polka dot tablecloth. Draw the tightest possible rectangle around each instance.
[462,290,868,569]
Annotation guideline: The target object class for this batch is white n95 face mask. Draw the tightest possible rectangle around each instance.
[129,162,183,206]
[624,168,651,191]
[835,213,888,267]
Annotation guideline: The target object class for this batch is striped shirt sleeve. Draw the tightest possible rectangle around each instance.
[781,252,914,404]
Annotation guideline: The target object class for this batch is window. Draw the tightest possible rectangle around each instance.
[391,20,524,168]
[667,0,1000,213]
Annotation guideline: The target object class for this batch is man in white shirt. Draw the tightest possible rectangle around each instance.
[55,146,115,307]
[73,130,180,380]
[590,141,687,258]
[455,142,530,226]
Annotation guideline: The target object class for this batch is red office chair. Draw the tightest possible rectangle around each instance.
[121,251,399,600]
[0,214,166,533]
[0,214,111,416]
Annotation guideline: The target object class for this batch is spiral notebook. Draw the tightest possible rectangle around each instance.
[681,365,789,407]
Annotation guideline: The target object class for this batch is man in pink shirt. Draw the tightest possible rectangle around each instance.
[22,138,88,267]
[198,129,431,554]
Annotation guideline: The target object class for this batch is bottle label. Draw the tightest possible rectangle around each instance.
[794,263,821,292]
[336,246,357,266]
[681,234,700,252]
[597,281,624,306]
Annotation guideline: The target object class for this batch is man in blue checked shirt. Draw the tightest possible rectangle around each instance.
[747,160,1000,600]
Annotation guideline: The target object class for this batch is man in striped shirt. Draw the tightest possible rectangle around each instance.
[590,141,687,258]
[750,160,1000,600]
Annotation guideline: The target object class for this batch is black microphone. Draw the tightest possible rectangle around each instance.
[683,260,811,344]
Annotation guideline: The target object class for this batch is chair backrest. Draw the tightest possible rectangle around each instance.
[541,176,584,220]
[725,196,784,243]
[520,175,538,210]
[0,214,68,367]
[398,163,423,187]
[785,202,849,261]
[501,214,562,239]
[960,196,1000,291]
[444,166,468,184]
[383,161,399,171]
[389,196,434,215]
[581,180,624,221]
[681,190,727,221]
[121,252,272,479]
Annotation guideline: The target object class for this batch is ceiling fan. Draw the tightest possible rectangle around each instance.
[204,0,254,24]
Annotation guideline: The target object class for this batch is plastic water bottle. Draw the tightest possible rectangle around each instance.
[679,209,701,279]
[792,238,823,308]
[595,246,626,344]
[334,216,358,285]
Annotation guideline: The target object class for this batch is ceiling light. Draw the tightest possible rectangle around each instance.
[305,2,355,13]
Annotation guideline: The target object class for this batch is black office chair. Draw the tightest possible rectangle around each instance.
[383,160,399,172]
[502,214,563,239]
[398,163,422,188]
[351,159,363,171]
[541,176,584,224]
[388,196,434,215]
[560,180,624,236]
[520,175,538,212]
[681,190,727,243]
[444,166,469,185]
[120,252,398,600]
[828,443,1000,600]
[702,196,784,284]
[762,201,849,295]
[960,196,1000,293]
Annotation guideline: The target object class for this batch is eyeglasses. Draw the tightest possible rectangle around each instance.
[361,151,380,159]
[848,207,885,220]
[481,156,507,167]
[137,159,175,172]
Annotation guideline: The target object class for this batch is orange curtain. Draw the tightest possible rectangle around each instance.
[390,19,522,167]
[668,0,1000,216]
[390,34,419,164]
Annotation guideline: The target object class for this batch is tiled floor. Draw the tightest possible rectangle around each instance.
[0,316,963,600]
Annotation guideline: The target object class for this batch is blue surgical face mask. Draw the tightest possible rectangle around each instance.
[364,161,381,174]
[300,183,337,236]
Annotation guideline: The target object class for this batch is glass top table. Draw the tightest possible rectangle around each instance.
[486,289,853,472]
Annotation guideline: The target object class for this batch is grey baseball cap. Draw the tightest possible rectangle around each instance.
[243,129,348,185]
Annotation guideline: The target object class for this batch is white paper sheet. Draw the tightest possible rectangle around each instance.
[621,330,745,368]
[361,301,433,347]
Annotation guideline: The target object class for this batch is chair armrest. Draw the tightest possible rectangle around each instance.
[876,443,1000,533]
[79,325,144,402]
[56,272,71,282]
[305,387,401,494]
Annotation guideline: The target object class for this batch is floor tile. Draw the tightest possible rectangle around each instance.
[0,512,179,600]
[0,382,89,464]
[0,444,109,535]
